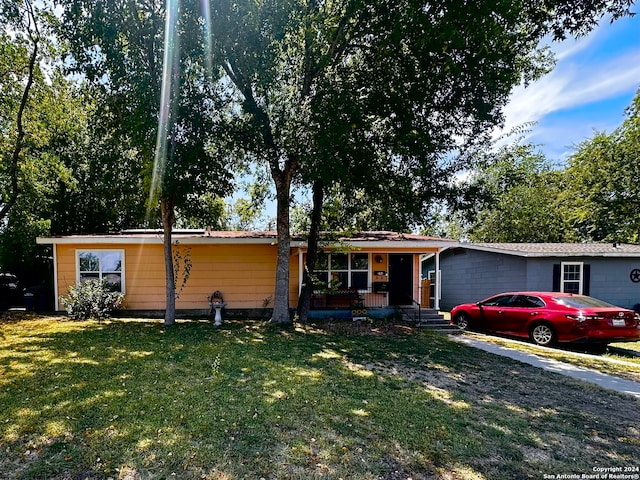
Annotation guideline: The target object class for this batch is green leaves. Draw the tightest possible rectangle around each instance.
[565,89,640,242]
[60,279,125,320]
[449,144,573,242]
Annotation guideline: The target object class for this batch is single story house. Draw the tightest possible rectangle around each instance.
[429,243,640,311]
[36,230,455,316]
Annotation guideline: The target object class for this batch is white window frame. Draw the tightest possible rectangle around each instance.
[76,249,126,293]
[561,261,583,294]
[314,252,371,292]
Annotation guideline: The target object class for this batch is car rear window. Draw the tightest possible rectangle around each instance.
[554,296,616,309]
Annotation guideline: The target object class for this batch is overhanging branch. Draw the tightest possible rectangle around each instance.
[0,0,40,221]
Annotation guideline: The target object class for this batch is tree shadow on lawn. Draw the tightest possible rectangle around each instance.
[0,317,638,480]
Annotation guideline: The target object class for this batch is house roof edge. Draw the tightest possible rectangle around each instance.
[36,230,457,248]
[453,242,640,257]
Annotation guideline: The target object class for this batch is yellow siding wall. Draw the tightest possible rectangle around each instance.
[56,244,83,301]
[56,243,300,310]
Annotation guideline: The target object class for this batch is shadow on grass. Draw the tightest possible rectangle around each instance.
[0,317,639,479]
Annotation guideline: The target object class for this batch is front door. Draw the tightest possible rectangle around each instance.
[388,254,414,305]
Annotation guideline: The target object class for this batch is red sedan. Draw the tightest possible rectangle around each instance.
[450,292,640,346]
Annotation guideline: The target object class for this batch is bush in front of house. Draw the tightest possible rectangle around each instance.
[60,279,124,320]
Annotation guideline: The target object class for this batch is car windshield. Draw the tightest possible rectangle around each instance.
[554,296,617,309]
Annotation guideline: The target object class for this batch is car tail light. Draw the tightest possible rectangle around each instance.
[565,314,604,322]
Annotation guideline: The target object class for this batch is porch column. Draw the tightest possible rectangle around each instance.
[434,249,441,311]
[53,244,60,311]
[298,248,304,294]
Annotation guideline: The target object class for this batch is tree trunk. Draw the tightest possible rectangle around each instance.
[270,175,292,324]
[269,153,298,325]
[161,196,176,326]
[296,179,324,323]
[233,82,298,325]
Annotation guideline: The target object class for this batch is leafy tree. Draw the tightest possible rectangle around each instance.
[0,2,81,291]
[469,172,573,243]
[288,1,632,321]
[226,168,274,231]
[175,193,229,230]
[58,0,234,325]
[565,88,640,242]
[48,89,149,234]
[420,209,467,241]
[0,0,46,222]
[448,144,575,242]
[442,89,640,244]
[204,0,552,323]
[0,73,80,287]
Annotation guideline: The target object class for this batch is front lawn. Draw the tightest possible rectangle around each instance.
[1,316,639,479]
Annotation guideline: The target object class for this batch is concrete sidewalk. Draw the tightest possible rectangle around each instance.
[450,335,640,399]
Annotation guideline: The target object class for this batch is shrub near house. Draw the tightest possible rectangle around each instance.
[60,279,124,320]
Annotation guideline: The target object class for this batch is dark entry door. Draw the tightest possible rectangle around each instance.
[388,254,414,305]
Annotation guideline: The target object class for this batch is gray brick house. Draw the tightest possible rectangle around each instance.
[423,243,640,311]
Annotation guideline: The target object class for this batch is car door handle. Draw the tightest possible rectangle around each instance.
[497,310,503,314]
[530,312,538,316]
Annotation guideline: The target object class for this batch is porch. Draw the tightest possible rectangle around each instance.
[295,240,451,313]
[306,291,459,333]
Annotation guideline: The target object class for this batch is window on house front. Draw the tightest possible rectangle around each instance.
[314,252,370,290]
[77,250,125,293]
[561,262,583,294]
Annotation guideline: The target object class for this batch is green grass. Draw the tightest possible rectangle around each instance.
[611,340,640,353]
[1,316,639,479]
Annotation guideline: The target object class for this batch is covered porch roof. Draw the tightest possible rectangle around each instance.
[291,231,456,251]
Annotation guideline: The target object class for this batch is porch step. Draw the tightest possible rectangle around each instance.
[400,308,463,335]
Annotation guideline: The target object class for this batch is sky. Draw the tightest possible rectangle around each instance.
[498,13,640,164]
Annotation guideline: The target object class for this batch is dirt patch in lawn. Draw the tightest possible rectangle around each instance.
[307,319,417,336]
[320,321,640,477]
[348,346,640,478]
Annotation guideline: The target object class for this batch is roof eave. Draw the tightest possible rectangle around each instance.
[36,236,278,245]
[37,236,455,250]
[455,244,640,258]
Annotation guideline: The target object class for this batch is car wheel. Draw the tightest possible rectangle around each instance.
[530,323,556,346]
[454,312,470,331]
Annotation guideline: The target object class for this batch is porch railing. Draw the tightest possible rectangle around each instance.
[309,287,430,316]
[384,286,424,322]
[310,288,388,309]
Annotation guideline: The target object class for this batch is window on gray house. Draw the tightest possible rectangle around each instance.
[561,262,583,294]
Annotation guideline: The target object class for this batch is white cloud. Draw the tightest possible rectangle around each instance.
[497,19,640,141]
[501,51,640,135]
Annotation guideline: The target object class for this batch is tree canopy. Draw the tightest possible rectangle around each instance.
[1,0,637,321]
[57,0,235,324]
[198,0,634,322]
[451,144,575,242]
[565,89,640,242]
